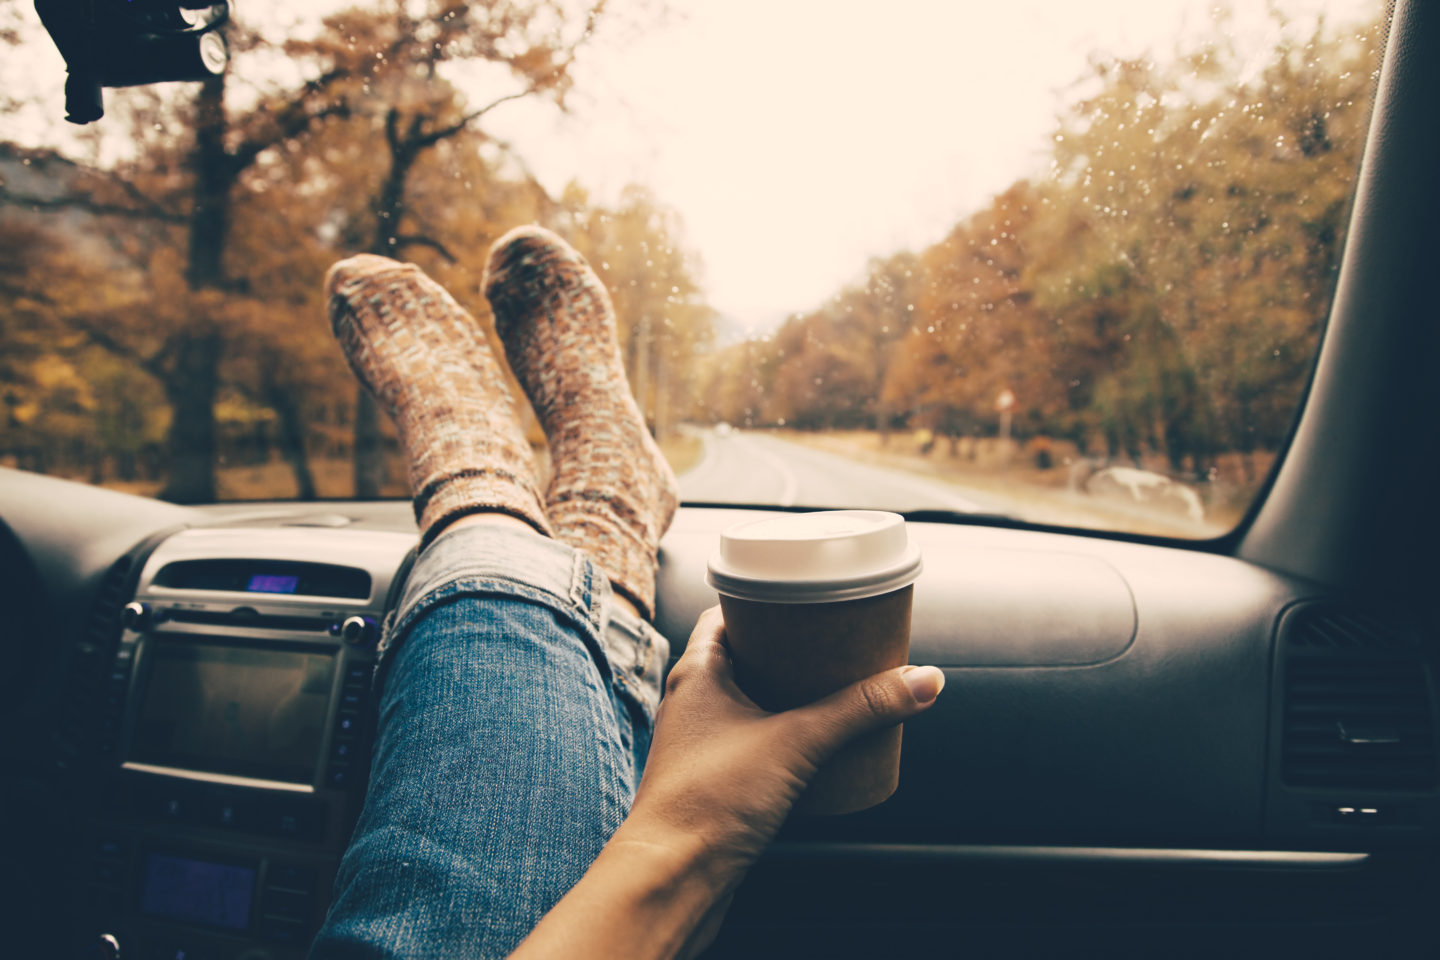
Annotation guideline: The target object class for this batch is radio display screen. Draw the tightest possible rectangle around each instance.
[130,639,335,784]
[140,853,256,930]
[247,573,300,594]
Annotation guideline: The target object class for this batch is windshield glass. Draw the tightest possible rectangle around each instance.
[0,0,1386,538]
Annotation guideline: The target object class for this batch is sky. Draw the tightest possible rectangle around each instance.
[4,0,1376,333]
[482,0,1376,331]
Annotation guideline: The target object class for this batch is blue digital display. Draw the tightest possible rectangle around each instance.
[140,854,256,931]
[247,573,299,594]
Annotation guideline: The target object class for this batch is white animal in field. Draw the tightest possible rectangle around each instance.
[1087,466,1205,523]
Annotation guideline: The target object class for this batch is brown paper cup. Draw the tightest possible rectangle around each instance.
[707,510,923,815]
[719,584,914,815]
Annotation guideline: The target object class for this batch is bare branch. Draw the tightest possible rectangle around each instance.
[106,174,183,222]
[394,234,458,263]
[0,187,186,224]
[407,86,536,152]
[384,107,402,153]
[228,69,353,175]
[468,88,535,122]
[65,312,167,379]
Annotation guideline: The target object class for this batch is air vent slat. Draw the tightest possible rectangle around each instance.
[1287,700,1429,718]
[1284,771,1435,789]
[1286,742,1435,760]
[1287,607,1420,650]
[55,556,133,767]
[1285,760,1435,776]
[1280,605,1437,791]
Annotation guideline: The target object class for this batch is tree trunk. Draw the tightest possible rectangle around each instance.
[158,332,223,502]
[160,74,231,502]
[653,340,670,439]
[263,365,317,500]
[187,76,231,291]
[631,313,652,429]
[353,389,384,498]
[352,144,416,497]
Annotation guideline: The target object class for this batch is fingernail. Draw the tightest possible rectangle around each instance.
[902,665,945,704]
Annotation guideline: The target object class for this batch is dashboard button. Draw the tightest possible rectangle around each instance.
[120,601,151,631]
[264,798,327,841]
[85,934,121,960]
[340,616,373,645]
[127,779,201,823]
[157,793,193,823]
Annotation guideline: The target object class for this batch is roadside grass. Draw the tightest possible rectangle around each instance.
[87,427,1244,541]
[101,457,409,501]
[773,429,1249,540]
[659,430,704,479]
[96,431,705,503]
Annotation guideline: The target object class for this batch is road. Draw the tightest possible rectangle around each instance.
[677,429,991,512]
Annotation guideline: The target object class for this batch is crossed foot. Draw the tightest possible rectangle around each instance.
[325,227,677,621]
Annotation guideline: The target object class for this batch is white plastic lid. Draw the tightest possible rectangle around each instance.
[706,510,922,604]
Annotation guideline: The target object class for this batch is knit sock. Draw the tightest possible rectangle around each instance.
[325,254,551,547]
[483,227,677,619]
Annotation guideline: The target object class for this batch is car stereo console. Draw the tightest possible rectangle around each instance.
[81,526,416,960]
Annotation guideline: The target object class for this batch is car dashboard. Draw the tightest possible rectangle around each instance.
[1,467,1436,959]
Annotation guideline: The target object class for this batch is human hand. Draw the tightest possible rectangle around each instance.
[513,606,944,960]
[617,605,945,890]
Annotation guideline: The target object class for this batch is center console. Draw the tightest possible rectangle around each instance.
[80,526,415,960]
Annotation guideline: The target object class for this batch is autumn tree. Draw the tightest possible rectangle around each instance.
[707,7,1380,484]
[324,0,618,495]
[559,183,715,437]
[0,11,365,500]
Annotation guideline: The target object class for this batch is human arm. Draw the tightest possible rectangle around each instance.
[510,606,946,960]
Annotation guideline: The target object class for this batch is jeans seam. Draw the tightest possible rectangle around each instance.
[569,551,589,622]
[378,575,607,695]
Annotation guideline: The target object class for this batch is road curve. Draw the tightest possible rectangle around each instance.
[676,429,990,513]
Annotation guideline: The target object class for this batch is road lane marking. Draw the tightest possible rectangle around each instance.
[741,434,799,507]
[763,434,988,513]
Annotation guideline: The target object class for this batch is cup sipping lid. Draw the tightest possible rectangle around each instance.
[705,510,922,604]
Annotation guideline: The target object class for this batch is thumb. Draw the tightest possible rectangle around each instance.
[783,665,945,764]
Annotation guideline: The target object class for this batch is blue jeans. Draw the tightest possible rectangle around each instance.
[310,524,669,959]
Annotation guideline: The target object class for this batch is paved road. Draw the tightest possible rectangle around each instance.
[677,430,991,512]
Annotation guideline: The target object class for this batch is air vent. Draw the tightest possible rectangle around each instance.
[1281,657,1437,790]
[54,556,132,770]
[1287,605,1419,650]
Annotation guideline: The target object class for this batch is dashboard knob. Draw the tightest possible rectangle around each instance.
[120,601,151,631]
[86,933,121,959]
[340,616,373,645]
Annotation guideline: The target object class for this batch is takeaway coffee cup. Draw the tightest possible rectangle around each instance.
[705,510,923,815]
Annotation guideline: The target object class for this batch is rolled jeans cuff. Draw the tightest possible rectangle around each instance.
[378,522,669,722]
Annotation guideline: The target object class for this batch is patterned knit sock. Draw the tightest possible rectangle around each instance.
[484,226,677,619]
[325,254,551,547]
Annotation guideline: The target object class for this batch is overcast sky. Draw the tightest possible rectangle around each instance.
[487,0,1377,331]
[6,0,1376,332]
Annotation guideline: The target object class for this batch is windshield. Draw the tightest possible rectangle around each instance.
[0,0,1386,539]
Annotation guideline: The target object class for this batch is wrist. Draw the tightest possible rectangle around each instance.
[511,821,736,960]
[605,818,746,900]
